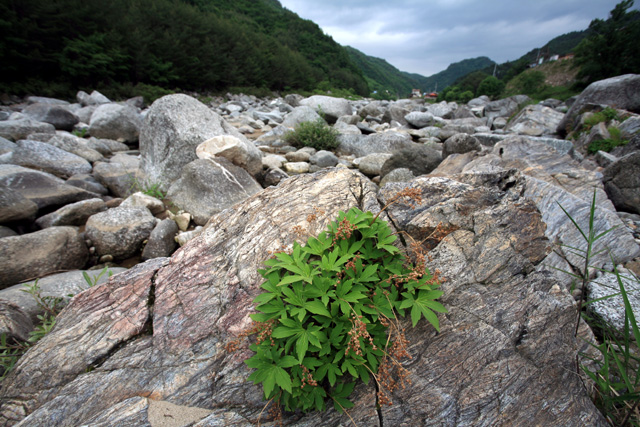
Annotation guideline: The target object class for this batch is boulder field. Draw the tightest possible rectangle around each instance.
[0,76,639,425]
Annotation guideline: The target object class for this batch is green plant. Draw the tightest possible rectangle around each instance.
[82,266,113,289]
[233,193,447,415]
[72,128,88,138]
[283,119,340,151]
[0,280,63,381]
[130,178,167,200]
[557,191,640,425]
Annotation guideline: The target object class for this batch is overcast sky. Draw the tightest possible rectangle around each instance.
[278,0,628,77]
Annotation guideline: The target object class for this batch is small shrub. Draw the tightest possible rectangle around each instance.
[587,126,628,154]
[283,119,339,151]
[72,128,88,138]
[458,90,474,104]
[230,192,447,415]
[130,179,167,200]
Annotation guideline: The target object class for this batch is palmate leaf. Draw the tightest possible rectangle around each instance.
[401,290,447,330]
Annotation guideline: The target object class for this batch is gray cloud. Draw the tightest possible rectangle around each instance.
[279,0,623,76]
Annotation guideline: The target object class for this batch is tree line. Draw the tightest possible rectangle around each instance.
[0,0,369,98]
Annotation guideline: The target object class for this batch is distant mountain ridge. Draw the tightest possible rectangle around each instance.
[345,47,495,98]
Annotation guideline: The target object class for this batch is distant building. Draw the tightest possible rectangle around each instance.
[411,89,422,98]
[559,53,575,61]
[425,92,438,99]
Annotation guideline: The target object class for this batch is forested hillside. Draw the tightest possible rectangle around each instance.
[345,47,494,98]
[0,0,368,98]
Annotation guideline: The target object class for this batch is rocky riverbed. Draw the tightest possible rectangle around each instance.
[0,74,639,426]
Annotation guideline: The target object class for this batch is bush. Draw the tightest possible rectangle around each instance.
[458,90,474,104]
[476,76,505,99]
[283,119,340,151]
[234,202,446,413]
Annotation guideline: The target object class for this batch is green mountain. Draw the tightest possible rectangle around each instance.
[417,57,496,92]
[0,0,368,97]
[345,47,495,98]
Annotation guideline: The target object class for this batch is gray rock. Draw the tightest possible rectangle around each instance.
[404,111,434,128]
[337,132,413,158]
[282,161,310,175]
[0,268,125,323]
[484,95,532,121]
[0,118,55,141]
[618,115,640,139]
[595,150,618,168]
[309,150,339,168]
[48,133,104,163]
[140,94,261,191]
[21,103,79,131]
[380,143,443,178]
[35,198,107,228]
[195,135,262,176]
[167,158,263,226]
[603,152,640,215]
[252,109,283,125]
[558,74,640,137]
[89,103,142,143]
[587,269,640,335]
[66,174,109,195]
[89,137,129,154]
[284,94,304,107]
[356,153,393,176]
[285,150,311,162]
[0,165,96,211]
[0,186,38,223]
[0,227,89,289]
[299,95,351,124]
[280,106,323,128]
[26,96,69,106]
[379,167,415,187]
[261,154,286,170]
[0,226,17,238]
[92,154,140,198]
[77,90,111,107]
[506,104,565,136]
[0,300,33,342]
[85,207,156,260]
[458,137,640,284]
[0,137,16,155]
[141,219,178,260]
[333,120,361,135]
[442,133,482,159]
[467,95,490,107]
[10,139,92,179]
[373,169,606,426]
[263,167,289,186]
[381,104,409,126]
[426,101,454,119]
[492,117,508,129]
[120,192,164,215]
[74,105,97,124]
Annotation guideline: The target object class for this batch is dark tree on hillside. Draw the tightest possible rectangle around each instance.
[574,0,640,83]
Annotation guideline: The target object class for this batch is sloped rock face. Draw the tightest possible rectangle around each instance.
[0,168,606,426]
[0,169,382,426]
[378,170,606,425]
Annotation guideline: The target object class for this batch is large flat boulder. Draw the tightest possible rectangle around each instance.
[0,169,605,426]
[0,165,96,212]
[0,227,89,289]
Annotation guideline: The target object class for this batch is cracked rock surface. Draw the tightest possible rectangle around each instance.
[0,169,606,426]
